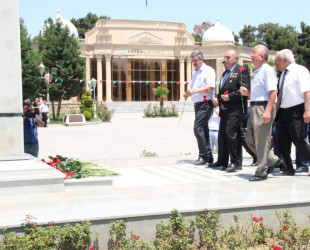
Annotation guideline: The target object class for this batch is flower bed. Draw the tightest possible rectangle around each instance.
[143,102,178,118]
[1,210,310,249]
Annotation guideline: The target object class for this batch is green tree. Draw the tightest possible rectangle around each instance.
[39,18,85,119]
[257,23,298,51]
[153,87,170,111]
[233,32,240,46]
[192,21,214,42]
[239,25,257,47]
[20,19,42,100]
[296,21,310,70]
[70,12,110,38]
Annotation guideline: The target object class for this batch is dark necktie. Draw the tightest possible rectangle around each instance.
[277,69,288,104]
[220,69,230,88]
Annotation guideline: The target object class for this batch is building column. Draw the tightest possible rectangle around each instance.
[96,55,103,102]
[85,57,91,90]
[186,57,192,102]
[179,56,185,101]
[105,55,112,102]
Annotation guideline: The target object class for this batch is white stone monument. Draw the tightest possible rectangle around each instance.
[0,0,64,195]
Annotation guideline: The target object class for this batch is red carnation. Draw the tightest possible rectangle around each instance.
[133,235,140,239]
[238,67,244,72]
[24,105,29,110]
[47,162,55,168]
[272,245,282,250]
[283,226,288,231]
[68,171,74,176]
[259,217,263,221]
[53,157,61,163]
[224,90,229,95]
[205,88,209,92]
[89,248,94,250]
[260,223,263,226]
[41,159,46,163]
[252,217,257,222]
[203,95,207,103]
[113,241,118,245]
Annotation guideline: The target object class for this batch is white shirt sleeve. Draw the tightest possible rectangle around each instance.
[205,67,216,87]
[265,66,278,92]
[298,66,310,93]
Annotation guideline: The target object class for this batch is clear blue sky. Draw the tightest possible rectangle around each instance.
[20,0,310,38]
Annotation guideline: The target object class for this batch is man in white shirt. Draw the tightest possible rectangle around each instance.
[184,50,215,165]
[272,49,310,176]
[40,99,49,127]
[240,45,285,181]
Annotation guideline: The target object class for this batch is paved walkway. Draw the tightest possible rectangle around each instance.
[38,113,198,161]
[2,112,307,232]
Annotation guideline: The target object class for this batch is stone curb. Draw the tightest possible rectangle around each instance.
[64,176,114,186]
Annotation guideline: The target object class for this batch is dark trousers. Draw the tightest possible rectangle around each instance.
[194,101,213,160]
[278,104,310,173]
[296,123,309,168]
[42,112,48,127]
[217,115,243,166]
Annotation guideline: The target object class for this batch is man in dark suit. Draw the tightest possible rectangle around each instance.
[210,49,250,172]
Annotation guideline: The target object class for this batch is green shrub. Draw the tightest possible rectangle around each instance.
[83,110,92,121]
[0,215,91,249]
[97,104,114,122]
[80,91,94,119]
[108,220,153,249]
[195,210,221,249]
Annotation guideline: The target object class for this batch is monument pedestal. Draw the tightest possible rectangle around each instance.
[0,159,65,196]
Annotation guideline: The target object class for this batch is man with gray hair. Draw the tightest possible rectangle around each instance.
[240,45,285,181]
[272,49,310,176]
[210,49,250,172]
[184,50,215,165]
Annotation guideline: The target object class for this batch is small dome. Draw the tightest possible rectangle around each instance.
[53,9,79,38]
[202,18,234,43]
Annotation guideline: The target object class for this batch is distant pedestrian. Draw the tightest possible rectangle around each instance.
[40,99,49,127]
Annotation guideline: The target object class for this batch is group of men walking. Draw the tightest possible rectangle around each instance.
[185,45,310,181]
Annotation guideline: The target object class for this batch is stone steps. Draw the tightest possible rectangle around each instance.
[0,159,65,196]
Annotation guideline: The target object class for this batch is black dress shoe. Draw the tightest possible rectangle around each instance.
[272,171,295,176]
[208,157,214,164]
[194,158,207,165]
[209,162,227,169]
[249,175,267,181]
[226,163,242,172]
[295,167,309,173]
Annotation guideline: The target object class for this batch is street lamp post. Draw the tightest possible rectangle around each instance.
[87,78,97,118]
[38,63,58,104]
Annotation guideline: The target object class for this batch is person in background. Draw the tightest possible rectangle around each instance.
[40,99,49,127]
[23,99,44,157]
[208,106,220,157]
